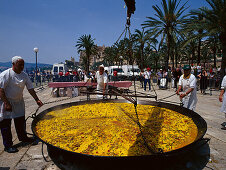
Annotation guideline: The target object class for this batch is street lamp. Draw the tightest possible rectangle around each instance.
[34,47,39,87]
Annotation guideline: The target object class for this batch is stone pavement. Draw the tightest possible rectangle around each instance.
[0,83,225,170]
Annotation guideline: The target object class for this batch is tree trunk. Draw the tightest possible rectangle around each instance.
[213,47,217,68]
[175,53,178,68]
[220,33,226,79]
[166,38,170,70]
[189,54,191,65]
[197,16,203,65]
[197,37,201,65]
[86,54,90,74]
[141,44,144,69]
[191,48,195,65]
[171,50,174,69]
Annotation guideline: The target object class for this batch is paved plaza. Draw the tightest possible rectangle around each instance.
[0,83,225,170]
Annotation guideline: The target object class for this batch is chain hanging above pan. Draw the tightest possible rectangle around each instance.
[115,0,157,154]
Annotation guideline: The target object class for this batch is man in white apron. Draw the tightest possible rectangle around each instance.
[95,65,108,99]
[0,56,43,153]
[176,65,197,111]
[219,75,226,130]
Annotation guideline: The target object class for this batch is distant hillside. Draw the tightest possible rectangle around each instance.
[0,62,52,72]
[0,62,52,68]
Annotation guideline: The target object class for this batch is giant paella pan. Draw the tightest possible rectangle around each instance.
[31,99,207,170]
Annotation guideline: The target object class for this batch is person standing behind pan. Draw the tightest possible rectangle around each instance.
[176,65,197,111]
[95,64,108,99]
[219,75,226,130]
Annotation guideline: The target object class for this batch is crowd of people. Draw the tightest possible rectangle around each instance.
[0,56,226,155]
[139,65,222,93]
[26,69,93,86]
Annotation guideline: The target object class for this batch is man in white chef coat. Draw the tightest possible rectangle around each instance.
[176,65,197,111]
[95,64,108,99]
[219,75,226,130]
[0,56,43,153]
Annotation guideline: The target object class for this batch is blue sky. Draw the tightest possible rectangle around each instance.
[0,0,209,64]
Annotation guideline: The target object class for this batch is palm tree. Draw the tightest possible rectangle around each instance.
[145,38,162,70]
[142,0,188,69]
[133,29,151,69]
[76,34,97,73]
[206,35,221,68]
[187,0,226,77]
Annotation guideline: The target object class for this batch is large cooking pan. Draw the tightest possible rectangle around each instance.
[31,99,207,170]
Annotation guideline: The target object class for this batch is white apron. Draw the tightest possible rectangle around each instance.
[95,72,108,99]
[220,76,226,114]
[180,77,197,111]
[96,84,108,99]
[96,84,104,99]
[220,92,226,114]
[0,98,25,121]
[0,68,31,121]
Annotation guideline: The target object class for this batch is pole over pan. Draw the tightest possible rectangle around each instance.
[124,0,136,26]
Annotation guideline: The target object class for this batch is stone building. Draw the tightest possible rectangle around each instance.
[79,45,106,68]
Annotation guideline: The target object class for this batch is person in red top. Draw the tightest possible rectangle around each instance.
[73,71,77,76]
[113,70,118,81]
[65,71,70,76]
[65,71,71,82]
[58,71,63,82]
[113,70,117,77]
[209,67,213,74]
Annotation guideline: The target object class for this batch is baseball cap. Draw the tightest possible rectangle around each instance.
[183,65,191,70]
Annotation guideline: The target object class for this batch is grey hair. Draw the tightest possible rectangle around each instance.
[12,56,23,64]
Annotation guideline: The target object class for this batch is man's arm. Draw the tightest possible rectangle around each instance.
[219,76,226,102]
[176,85,182,95]
[176,76,182,95]
[0,88,12,111]
[103,83,107,92]
[180,88,194,99]
[219,89,224,102]
[28,89,43,107]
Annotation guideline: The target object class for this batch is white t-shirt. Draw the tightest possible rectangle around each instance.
[178,74,197,110]
[0,68,33,100]
[197,66,202,73]
[95,71,108,89]
[144,71,151,79]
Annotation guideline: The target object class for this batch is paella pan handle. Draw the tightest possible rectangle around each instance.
[42,142,51,162]
[194,138,210,150]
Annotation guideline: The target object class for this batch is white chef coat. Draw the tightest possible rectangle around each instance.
[95,71,108,99]
[220,75,226,113]
[0,68,33,119]
[178,74,197,111]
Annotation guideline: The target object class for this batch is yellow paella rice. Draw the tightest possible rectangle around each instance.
[35,103,198,156]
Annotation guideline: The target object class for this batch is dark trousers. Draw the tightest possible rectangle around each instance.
[0,116,27,148]
[174,79,179,89]
[144,79,151,91]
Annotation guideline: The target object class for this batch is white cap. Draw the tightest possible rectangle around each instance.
[12,56,23,64]
[99,64,104,68]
